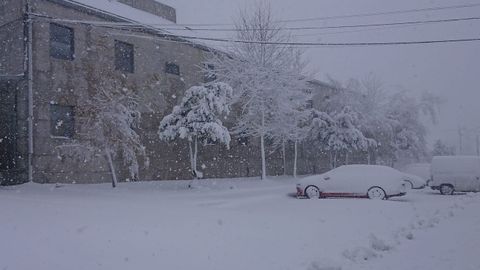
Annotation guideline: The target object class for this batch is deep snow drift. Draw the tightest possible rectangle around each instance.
[1,177,479,270]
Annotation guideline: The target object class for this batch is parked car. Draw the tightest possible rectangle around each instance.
[401,163,431,186]
[402,173,427,189]
[296,165,407,200]
[430,156,480,195]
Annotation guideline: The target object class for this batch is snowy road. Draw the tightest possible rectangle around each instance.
[1,178,479,270]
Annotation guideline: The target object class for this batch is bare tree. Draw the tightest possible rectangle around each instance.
[57,78,148,188]
[206,1,308,179]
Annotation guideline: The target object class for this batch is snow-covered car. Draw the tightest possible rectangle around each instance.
[430,156,480,195]
[296,165,407,200]
[401,173,427,189]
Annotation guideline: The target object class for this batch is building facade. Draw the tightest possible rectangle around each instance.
[0,0,367,185]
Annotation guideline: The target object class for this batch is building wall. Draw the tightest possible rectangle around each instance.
[0,0,25,76]
[27,0,277,183]
[4,0,367,184]
[0,0,29,185]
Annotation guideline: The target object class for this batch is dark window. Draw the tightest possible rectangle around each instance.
[237,135,249,146]
[50,105,75,138]
[204,64,216,83]
[115,40,134,73]
[306,99,314,109]
[166,62,180,75]
[50,23,74,60]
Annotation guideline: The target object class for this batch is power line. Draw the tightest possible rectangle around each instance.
[30,14,480,47]
[292,23,424,38]
[171,35,480,47]
[29,12,473,40]
[168,16,480,31]
[274,2,480,24]
[30,2,480,28]
[30,13,480,33]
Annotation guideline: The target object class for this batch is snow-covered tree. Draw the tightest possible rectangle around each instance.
[263,51,312,177]
[432,139,455,156]
[267,98,311,177]
[205,2,309,179]
[324,75,441,166]
[305,109,335,170]
[325,106,375,168]
[347,75,390,164]
[158,82,233,178]
[383,90,435,165]
[57,85,148,188]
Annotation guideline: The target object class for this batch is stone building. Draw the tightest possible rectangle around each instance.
[0,0,367,185]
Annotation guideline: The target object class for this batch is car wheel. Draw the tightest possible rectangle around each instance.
[405,180,414,189]
[440,184,454,195]
[367,186,387,200]
[305,185,321,199]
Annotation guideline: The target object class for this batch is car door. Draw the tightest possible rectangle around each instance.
[456,169,477,192]
[451,158,479,192]
[326,169,359,195]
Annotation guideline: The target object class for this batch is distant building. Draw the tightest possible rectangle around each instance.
[0,0,366,185]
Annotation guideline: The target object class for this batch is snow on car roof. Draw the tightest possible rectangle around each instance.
[334,165,397,172]
[330,165,403,179]
[432,156,480,173]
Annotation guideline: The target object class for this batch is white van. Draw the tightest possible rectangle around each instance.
[430,156,480,195]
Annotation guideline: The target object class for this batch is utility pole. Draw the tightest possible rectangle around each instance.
[25,1,34,182]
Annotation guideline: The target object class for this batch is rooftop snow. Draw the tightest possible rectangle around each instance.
[66,0,223,50]
[71,0,175,25]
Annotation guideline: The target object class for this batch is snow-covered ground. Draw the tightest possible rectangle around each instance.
[1,177,479,270]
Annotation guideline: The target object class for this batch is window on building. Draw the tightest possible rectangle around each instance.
[165,62,180,75]
[306,99,314,109]
[204,63,216,83]
[50,104,75,138]
[115,40,134,73]
[50,23,74,60]
[237,134,249,146]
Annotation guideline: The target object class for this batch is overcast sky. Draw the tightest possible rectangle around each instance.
[161,0,480,152]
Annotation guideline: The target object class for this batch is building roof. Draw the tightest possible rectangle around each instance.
[53,0,219,51]
[71,0,175,26]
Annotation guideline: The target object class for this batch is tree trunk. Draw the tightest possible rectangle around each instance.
[188,139,198,180]
[194,136,198,178]
[345,152,349,165]
[294,140,298,178]
[282,139,287,176]
[105,147,117,188]
[188,140,194,174]
[260,134,267,180]
[367,151,371,165]
[260,110,267,180]
[333,151,338,168]
[329,152,333,169]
